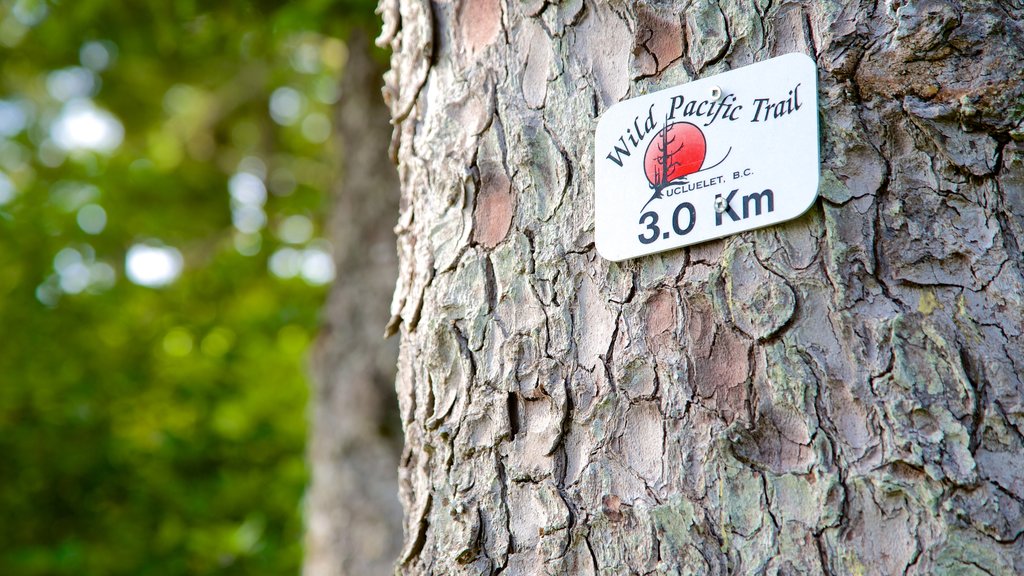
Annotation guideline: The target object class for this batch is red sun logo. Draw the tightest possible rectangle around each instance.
[643,122,706,190]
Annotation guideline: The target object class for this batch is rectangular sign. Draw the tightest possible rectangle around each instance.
[594,53,820,261]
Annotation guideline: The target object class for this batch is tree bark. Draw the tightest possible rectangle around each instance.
[377,1,1024,574]
[305,29,403,576]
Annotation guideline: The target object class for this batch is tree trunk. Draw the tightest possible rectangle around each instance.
[305,30,404,576]
[377,1,1024,574]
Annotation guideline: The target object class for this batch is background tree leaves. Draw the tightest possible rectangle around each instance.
[0,0,378,573]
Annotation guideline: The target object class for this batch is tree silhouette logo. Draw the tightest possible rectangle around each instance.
[640,118,730,211]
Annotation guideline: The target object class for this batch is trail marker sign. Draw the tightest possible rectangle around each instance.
[594,53,820,261]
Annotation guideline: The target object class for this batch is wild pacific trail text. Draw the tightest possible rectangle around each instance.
[605,83,803,168]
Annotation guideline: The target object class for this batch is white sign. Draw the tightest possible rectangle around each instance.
[594,53,820,261]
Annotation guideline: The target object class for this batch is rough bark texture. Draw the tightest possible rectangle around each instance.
[305,31,403,576]
[378,1,1024,574]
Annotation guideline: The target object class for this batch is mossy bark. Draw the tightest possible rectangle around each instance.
[377,1,1024,574]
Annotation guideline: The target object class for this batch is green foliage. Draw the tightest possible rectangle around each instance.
[0,0,378,573]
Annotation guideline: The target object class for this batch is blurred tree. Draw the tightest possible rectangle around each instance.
[0,0,379,574]
[305,28,403,576]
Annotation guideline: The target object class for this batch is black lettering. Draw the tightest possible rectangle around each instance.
[668,95,685,119]
[672,202,696,236]
[715,189,740,225]
[742,189,774,218]
[751,98,769,122]
[626,127,639,147]
[711,97,725,126]
[638,211,660,244]
[606,136,632,167]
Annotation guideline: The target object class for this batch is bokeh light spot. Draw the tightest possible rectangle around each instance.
[53,246,84,273]
[212,402,250,440]
[49,245,115,295]
[51,181,99,212]
[269,247,302,279]
[269,87,303,126]
[291,42,320,74]
[277,324,309,355]
[0,99,30,137]
[313,76,340,105]
[46,67,96,102]
[50,99,124,153]
[0,171,15,205]
[37,139,66,167]
[0,140,29,172]
[79,40,114,71]
[301,112,331,144]
[269,168,297,197]
[12,0,48,26]
[162,328,193,357]
[237,156,267,180]
[125,244,183,287]
[200,327,235,357]
[300,247,334,285]
[162,84,206,118]
[52,246,103,295]
[59,261,91,294]
[232,204,266,234]
[76,203,107,234]
[277,215,313,245]
[88,262,116,292]
[233,231,262,256]
[35,280,59,307]
[320,38,348,71]
[228,172,267,206]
